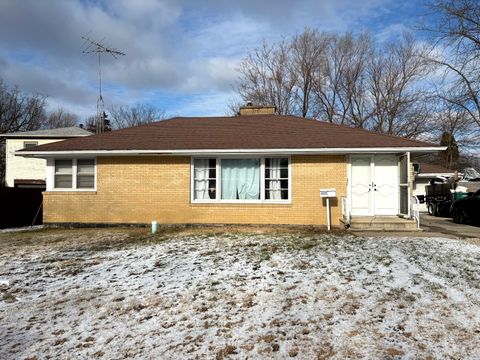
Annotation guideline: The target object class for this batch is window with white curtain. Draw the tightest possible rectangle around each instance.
[192,157,290,202]
[221,159,260,200]
[193,158,216,200]
[265,158,289,200]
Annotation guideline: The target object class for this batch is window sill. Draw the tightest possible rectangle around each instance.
[191,200,291,205]
[45,189,97,194]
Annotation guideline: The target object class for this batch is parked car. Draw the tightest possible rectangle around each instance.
[451,189,480,224]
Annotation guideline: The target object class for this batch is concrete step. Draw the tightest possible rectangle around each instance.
[341,216,419,231]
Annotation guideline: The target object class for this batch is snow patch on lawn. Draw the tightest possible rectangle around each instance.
[0,232,479,359]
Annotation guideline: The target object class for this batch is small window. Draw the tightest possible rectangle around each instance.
[193,158,216,200]
[23,141,38,149]
[77,160,95,189]
[52,158,95,190]
[54,160,73,188]
[265,158,289,200]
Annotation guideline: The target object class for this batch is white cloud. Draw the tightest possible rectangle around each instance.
[375,23,410,43]
[181,57,241,92]
[0,0,408,119]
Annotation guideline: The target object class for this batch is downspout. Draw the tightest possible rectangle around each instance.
[407,151,411,218]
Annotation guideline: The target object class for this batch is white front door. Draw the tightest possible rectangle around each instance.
[373,155,398,215]
[350,155,398,216]
[351,156,373,216]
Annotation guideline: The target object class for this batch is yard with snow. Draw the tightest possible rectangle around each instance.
[0,227,479,359]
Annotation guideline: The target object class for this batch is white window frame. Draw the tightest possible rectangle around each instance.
[23,141,38,149]
[46,157,97,192]
[190,156,291,204]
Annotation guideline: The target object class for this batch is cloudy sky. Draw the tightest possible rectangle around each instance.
[0,0,433,121]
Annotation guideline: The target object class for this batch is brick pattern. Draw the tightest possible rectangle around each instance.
[43,155,347,226]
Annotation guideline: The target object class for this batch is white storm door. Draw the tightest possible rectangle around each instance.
[350,156,373,216]
[373,155,398,215]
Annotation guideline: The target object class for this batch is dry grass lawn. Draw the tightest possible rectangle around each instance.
[0,226,479,359]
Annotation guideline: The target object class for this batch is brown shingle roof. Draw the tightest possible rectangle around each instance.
[418,163,455,174]
[24,115,439,152]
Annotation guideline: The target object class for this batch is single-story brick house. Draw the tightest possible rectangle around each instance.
[18,105,445,229]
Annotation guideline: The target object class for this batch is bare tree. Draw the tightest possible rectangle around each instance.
[45,107,79,129]
[225,96,244,116]
[109,103,165,129]
[82,115,111,133]
[368,34,433,137]
[426,0,480,129]
[432,98,478,167]
[0,80,47,134]
[235,29,435,139]
[290,28,328,117]
[237,41,297,115]
[313,32,373,127]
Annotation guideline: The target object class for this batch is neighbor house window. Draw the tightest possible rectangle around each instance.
[53,159,95,190]
[23,141,38,149]
[192,157,290,202]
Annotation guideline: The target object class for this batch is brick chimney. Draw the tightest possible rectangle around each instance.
[239,101,276,116]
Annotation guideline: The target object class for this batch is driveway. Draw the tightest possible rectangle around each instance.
[421,213,480,238]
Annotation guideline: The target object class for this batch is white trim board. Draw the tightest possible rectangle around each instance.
[17,146,447,158]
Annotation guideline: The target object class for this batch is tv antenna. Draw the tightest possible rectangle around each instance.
[82,33,126,134]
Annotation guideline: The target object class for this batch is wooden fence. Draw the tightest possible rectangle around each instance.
[0,188,43,229]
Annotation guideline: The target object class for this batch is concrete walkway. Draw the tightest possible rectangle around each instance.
[351,214,480,241]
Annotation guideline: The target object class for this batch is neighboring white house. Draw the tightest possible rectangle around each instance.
[413,162,456,212]
[1,127,92,188]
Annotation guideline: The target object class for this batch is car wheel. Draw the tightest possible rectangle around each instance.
[427,203,435,216]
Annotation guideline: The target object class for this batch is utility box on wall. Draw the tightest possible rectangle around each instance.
[320,188,336,198]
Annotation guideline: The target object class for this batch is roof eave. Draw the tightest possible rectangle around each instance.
[16,146,447,158]
[416,172,457,178]
[1,134,91,139]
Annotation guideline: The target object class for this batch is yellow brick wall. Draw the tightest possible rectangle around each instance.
[43,155,347,226]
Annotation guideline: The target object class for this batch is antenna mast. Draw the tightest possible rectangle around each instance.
[82,33,126,134]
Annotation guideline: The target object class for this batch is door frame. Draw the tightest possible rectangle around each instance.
[348,154,400,217]
[398,152,411,217]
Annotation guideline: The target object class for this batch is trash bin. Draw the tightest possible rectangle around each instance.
[453,192,468,201]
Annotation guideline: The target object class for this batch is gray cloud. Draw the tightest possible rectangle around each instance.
[0,56,95,102]
[0,0,402,117]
